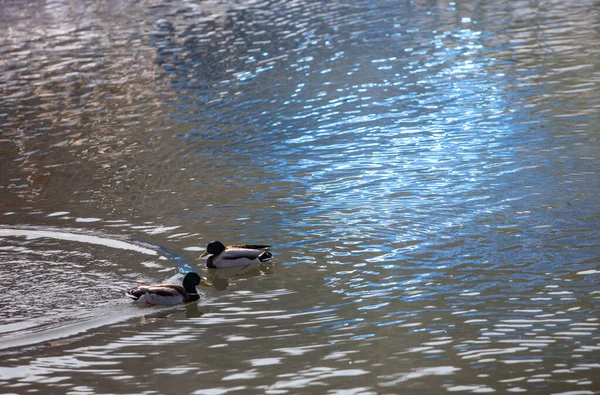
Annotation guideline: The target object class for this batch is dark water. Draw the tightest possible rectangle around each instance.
[1,0,599,393]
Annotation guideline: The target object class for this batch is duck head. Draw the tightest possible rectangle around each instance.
[200,240,226,258]
[182,272,212,292]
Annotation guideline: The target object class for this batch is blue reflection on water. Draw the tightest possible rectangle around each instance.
[268,28,513,256]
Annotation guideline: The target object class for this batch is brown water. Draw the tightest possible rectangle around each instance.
[1,0,599,393]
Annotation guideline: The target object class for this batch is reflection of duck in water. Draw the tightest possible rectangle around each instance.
[200,241,273,269]
[207,262,274,291]
[126,272,212,305]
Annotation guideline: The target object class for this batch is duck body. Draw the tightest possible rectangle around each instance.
[127,285,193,305]
[126,272,211,306]
[202,241,273,269]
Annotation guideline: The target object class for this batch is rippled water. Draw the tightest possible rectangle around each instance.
[1,0,599,393]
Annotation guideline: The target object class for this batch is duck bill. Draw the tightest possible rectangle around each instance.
[199,279,213,287]
[200,250,209,258]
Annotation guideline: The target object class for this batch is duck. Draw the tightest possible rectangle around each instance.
[200,240,273,269]
[126,272,212,305]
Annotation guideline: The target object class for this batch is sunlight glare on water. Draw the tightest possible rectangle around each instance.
[0,0,599,393]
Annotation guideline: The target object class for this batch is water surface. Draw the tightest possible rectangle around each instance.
[1,0,599,393]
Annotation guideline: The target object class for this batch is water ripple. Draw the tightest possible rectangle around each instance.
[1,0,599,393]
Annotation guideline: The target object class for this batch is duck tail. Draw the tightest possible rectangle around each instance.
[126,285,149,301]
[258,250,273,262]
[125,290,141,301]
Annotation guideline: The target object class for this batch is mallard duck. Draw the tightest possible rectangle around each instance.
[126,272,212,305]
[200,240,273,269]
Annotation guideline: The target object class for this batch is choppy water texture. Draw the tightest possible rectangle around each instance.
[1,0,599,393]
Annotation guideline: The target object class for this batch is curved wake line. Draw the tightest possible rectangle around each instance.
[0,227,158,256]
[0,225,196,274]
[0,303,181,352]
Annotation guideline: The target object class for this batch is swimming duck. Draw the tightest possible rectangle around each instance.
[200,240,273,269]
[126,272,212,305]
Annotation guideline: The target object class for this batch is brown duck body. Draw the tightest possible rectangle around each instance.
[127,284,197,305]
